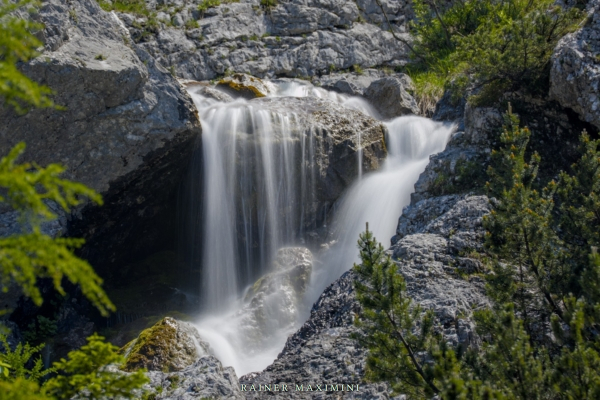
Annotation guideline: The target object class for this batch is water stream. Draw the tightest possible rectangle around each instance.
[184,80,455,376]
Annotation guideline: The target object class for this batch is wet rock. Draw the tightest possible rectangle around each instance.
[217,73,272,99]
[550,2,600,129]
[122,317,210,372]
[240,247,313,348]
[251,96,387,219]
[183,81,234,102]
[364,75,419,119]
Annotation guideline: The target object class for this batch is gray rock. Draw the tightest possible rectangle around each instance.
[124,0,411,80]
[314,69,388,96]
[147,355,243,399]
[239,247,313,349]
[364,75,419,119]
[411,105,497,203]
[550,3,600,129]
[0,0,202,272]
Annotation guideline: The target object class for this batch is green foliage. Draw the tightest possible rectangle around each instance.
[0,335,53,383]
[197,0,220,14]
[352,64,363,75]
[0,379,47,400]
[44,333,149,399]
[352,224,440,397]
[22,316,57,345]
[184,18,199,30]
[408,0,584,105]
[260,0,277,8]
[99,0,149,16]
[0,0,53,112]
[0,142,115,316]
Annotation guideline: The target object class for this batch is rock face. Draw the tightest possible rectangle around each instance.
[313,69,390,96]
[0,0,202,272]
[122,317,210,372]
[146,356,243,400]
[550,2,600,129]
[364,75,419,119]
[117,0,412,80]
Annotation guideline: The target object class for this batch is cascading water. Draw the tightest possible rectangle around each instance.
[183,80,454,376]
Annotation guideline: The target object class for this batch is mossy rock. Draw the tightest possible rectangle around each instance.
[121,317,209,372]
[216,73,271,99]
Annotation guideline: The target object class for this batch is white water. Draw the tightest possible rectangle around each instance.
[184,81,454,376]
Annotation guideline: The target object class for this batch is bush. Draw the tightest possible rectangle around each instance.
[408,0,584,105]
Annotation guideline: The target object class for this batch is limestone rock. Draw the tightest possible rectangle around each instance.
[314,69,388,96]
[550,3,600,129]
[217,73,272,99]
[122,317,210,372]
[364,75,419,119]
[146,356,243,399]
[0,0,202,273]
[121,0,411,80]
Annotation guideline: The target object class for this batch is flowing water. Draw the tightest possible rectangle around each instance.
[184,80,455,376]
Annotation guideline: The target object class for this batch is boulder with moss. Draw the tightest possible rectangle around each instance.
[217,73,273,99]
[121,317,210,372]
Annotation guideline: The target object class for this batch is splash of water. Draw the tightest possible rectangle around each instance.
[184,81,454,376]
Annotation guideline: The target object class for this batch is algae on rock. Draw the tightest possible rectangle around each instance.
[121,317,210,372]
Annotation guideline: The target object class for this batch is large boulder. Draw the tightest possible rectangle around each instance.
[122,317,210,372]
[240,247,313,348]
[249,96,388,227]
[0,0,202,272]
[124,318,243,399]
[365,75,419,119]
[550,3,600,129]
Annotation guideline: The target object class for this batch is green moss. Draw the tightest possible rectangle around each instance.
[121,318,178,372]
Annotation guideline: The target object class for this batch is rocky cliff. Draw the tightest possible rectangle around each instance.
[0,0,202,272]
[113,0,412,80]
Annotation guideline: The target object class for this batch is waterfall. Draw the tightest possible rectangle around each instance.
[305,117,455,307]
[183,80,454,376]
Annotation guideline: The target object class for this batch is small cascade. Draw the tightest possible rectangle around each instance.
[182,79,454,376]
[186,93,319,310]
[306,117,455,307]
